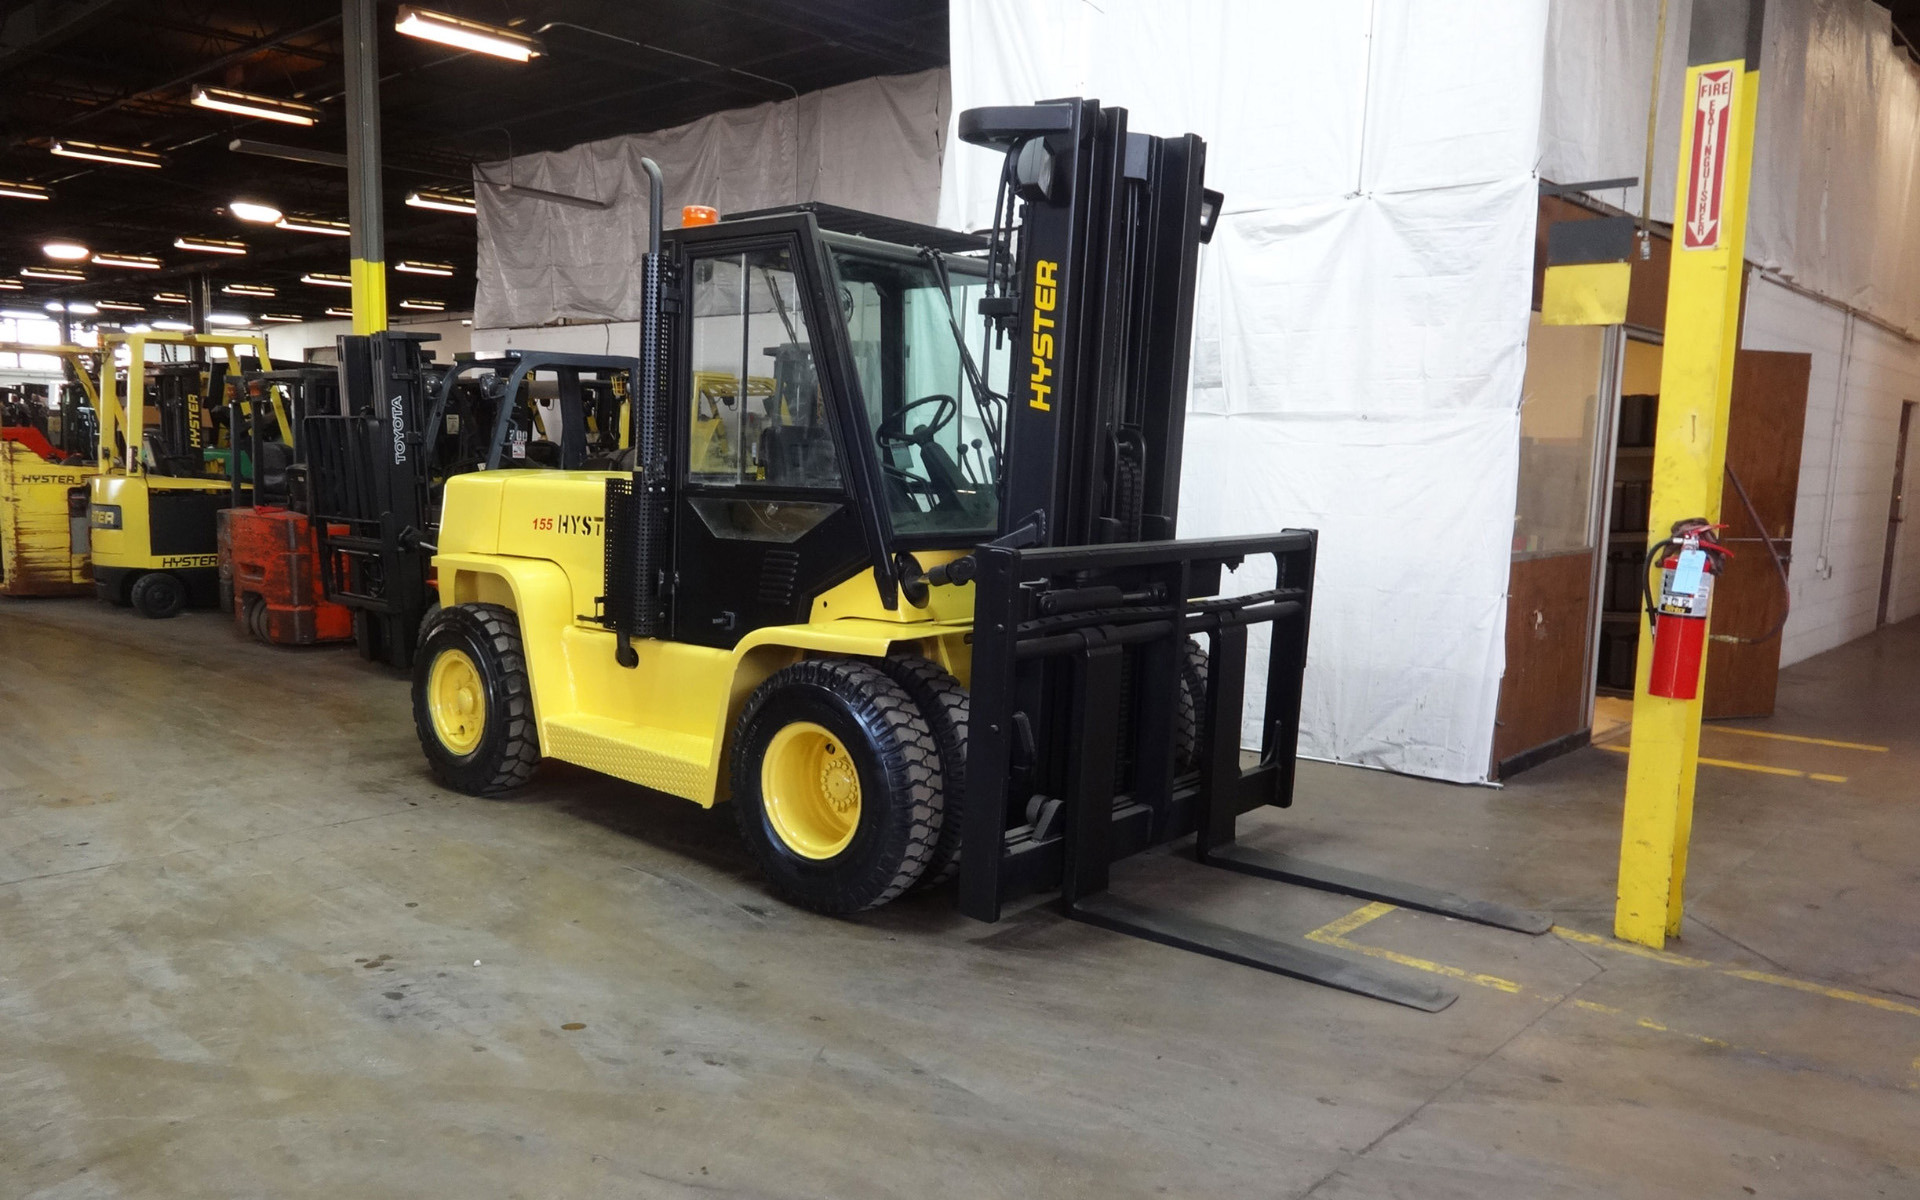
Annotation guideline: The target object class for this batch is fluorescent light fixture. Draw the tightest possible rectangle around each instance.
[42,241,89,261]
[230,200,283,224]
[152,320,193,332]
[1,308,51,320]
[95,300,145,312]
[301,273,352,288]
[50,139,163,169]
[65,301,99,315]
[399,298,445,311]
[324,306,353,318]
[405,189,476,215]
[0,180,51,201]
[460,318,473,326]
[260,313,303,323]
[223,283,276,297]
[20,266,84,281]
[206,312,251,327]
[152,292,189,305]
[175,236,247,255]
[92,252,162,270]
[395,260,456,276]
[275,213,350,236]
[228,138,347,169]
[190,86,321,127]
[394,6,542,61]
[0,278,22,291]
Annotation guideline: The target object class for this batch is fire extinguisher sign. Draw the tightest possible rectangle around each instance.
[1683,68,1735,250]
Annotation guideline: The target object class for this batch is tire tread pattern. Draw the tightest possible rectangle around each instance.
[414,603,541,796]
[879,654,969,887]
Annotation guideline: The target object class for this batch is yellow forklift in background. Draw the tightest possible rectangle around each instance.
[1,343,100,596]
[89,330,282,618]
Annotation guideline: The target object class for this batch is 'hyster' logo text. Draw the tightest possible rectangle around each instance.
[389,394,407,464]
[1029,259,1059,412]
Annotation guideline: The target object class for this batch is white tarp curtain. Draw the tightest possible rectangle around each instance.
[473,68,950,330]
[944,1,1548,782]
[1541,0,1920,335]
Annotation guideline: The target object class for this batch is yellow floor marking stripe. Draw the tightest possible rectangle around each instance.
[1303,900,1395,941]
[1710,727,1888,752]
[1556,925,1920,1019]
[1596,742,1845,783]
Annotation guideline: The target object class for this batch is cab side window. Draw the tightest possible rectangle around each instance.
[686,246,840,489]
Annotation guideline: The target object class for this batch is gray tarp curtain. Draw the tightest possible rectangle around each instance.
[473,67,949,330]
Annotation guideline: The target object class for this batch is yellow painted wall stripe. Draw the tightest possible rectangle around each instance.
[1710,727,1888,752]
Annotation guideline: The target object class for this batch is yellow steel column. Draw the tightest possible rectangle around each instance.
[1615,0,1766,948]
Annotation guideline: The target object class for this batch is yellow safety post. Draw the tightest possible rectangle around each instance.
[1615,0,1766,948]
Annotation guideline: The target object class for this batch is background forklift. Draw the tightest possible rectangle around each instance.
[301,345,638,666]
[89,330,281,618]
[1,343,99,596]
[410,103,1544,1007]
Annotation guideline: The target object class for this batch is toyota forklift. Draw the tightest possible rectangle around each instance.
[1,343,99,596]
[89,331,281,618]
[410,101,1545,1007]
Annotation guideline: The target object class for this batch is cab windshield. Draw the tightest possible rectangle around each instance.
[824,238,1004,539]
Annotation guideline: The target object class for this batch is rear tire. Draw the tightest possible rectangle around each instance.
[731,658,942,914]
[244,594,271,644]
[879,654,968,888]
[130,572,186,619]
[412,603,541,795]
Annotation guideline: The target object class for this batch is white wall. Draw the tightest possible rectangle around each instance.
[263,314,474,364]
[1743,275,1920,663]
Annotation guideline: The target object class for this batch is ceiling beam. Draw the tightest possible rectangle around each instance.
[0,0,126,71]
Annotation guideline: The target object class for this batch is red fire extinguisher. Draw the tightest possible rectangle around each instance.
[1643,518,1732,700]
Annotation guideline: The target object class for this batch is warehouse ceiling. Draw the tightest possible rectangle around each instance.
[0,0,948,323]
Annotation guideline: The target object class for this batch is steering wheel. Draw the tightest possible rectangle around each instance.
[874,393,958,448]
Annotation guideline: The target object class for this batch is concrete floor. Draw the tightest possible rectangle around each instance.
[2,598,1918,1199]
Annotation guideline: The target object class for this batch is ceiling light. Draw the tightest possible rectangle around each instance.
[276,214,349,236]
[406,189,476,215]
[324,306,353,318]
[394,7,542,61]
[460,319,472,326]
[0,180,51,201]
[0,308,51,320]
[0,279,22,291]
[230,200,283,224]
[42,241,89,261]
[206,312,251,328]
[260,313,303,323]
[395,260,456,276]
[152,320,193,332]
[92,252,162,270]
[50,139,163,169]
[189,86,321,127]
[302,273,352,288]
[175,236,247,255]
[95,300,145,312]
[228,138,348,169]
[21,266,84,281]
[399,298,445,311]
[153,292,189,305]
[65,301,99,316]
[223,283,276,297]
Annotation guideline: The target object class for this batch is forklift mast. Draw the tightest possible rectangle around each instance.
[961,99,1221,548]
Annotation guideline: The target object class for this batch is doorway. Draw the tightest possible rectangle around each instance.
[1877,401,1914,628]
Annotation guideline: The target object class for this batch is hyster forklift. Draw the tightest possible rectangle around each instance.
[411,101,1545,1006]
[89,331,280,618]
[1,343,99,596]
[302,343,638,666]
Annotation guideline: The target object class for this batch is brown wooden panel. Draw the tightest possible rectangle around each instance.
[1703,349,1812,719]
[1493,550,1596,768]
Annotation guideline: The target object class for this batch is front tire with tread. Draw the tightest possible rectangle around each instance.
[879,654,968,888]
[412,603,541,795]
[130,571,186,619]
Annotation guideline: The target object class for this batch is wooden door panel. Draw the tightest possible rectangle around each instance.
[1494,550,1595,773]
[1703,349,1812,719]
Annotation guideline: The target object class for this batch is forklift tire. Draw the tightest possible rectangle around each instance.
[1174,639,1209,768]
[412,603,541,796]
[879,654,968,889]
[731,658,943,914]
[245,595,271,644]
[129,572,187,620]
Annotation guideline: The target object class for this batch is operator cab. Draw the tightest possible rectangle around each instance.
[662,203,1009,646]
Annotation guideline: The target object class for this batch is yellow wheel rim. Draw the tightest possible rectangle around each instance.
[761,721,861,860]
[427,647,486,756]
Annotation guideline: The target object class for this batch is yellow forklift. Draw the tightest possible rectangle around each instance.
[89,330,282,618]
[1,342,100,596]
[409,103,1546,1005]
